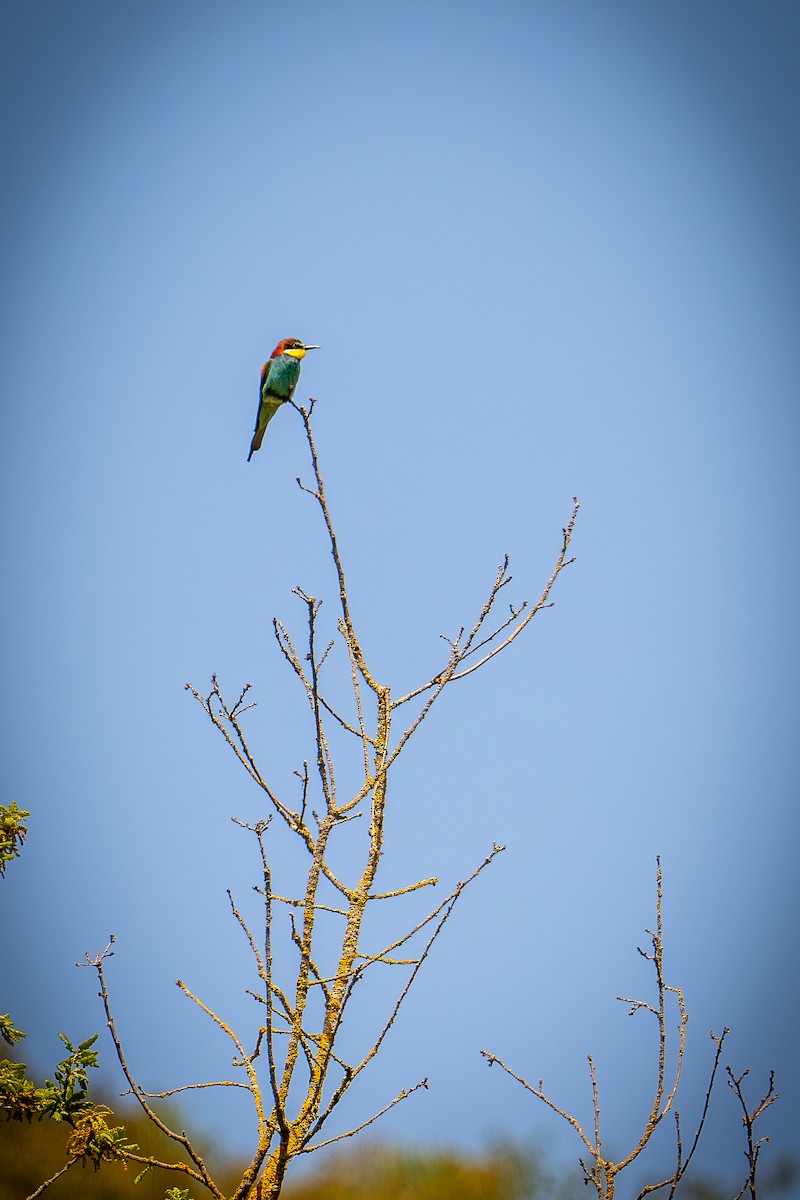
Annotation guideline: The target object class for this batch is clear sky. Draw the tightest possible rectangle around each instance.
[2,0,799,1190]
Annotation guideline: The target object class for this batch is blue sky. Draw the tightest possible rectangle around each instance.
[2,0,799,1189]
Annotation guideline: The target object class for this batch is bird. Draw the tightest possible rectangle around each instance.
[247,338,319,461]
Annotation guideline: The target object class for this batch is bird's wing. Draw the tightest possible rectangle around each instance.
[253,360,270,432]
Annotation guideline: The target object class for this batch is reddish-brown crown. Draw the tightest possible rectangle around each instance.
[271,337,304,358]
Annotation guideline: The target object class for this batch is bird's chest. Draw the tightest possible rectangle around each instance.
[265,356,301,399]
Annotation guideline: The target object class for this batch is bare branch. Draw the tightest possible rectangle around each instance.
[268,893,350,916]
[369,875,438,900]
[80,939,223,1198]
[132,1080,253,1097]
[297,588,337,812]
[296,845,502,1153]
[392,498,579,707]
[176,980,249,1057]
[228,887,267,982]
[728,1064,778,1200]
[636,1028,730,1200]
[185,675,305,836]
[324,846,504,1111]
[480,1050,595,1155]
[292,400,382,696]
[447,498,579,684]
[339,616,375,775]
[300,1078,429,1154]
[481,859,745,1200]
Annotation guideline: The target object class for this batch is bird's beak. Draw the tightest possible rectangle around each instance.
[303,344,320,351]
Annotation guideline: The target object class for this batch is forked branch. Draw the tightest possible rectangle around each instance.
[728,1066,779,1200]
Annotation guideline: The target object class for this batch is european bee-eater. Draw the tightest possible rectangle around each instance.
[247,338,319,461]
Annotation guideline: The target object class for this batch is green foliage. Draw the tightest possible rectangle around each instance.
[38,1033,100,1122]
[0,1021,65,1131]
[1,1032,104,1125]
[64,1104,138,1168]
[0,801,29,876]
[0,1058,39,1122]
[0,1013,26,1047]
[0,1034,141,1186]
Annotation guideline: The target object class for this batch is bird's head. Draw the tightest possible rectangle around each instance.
[272,338,320,360]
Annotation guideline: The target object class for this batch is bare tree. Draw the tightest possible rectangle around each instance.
[67,400,579,1200]
[481,858,778,1200]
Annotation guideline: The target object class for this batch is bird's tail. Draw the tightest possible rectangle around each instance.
[247,428,265,461]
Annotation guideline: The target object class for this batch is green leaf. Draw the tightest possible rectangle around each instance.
[0,801,30,877]
[0,1013,27,1046]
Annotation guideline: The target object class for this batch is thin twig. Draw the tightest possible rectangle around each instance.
[81,940,223,1198]
[300,1078,429,1153]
